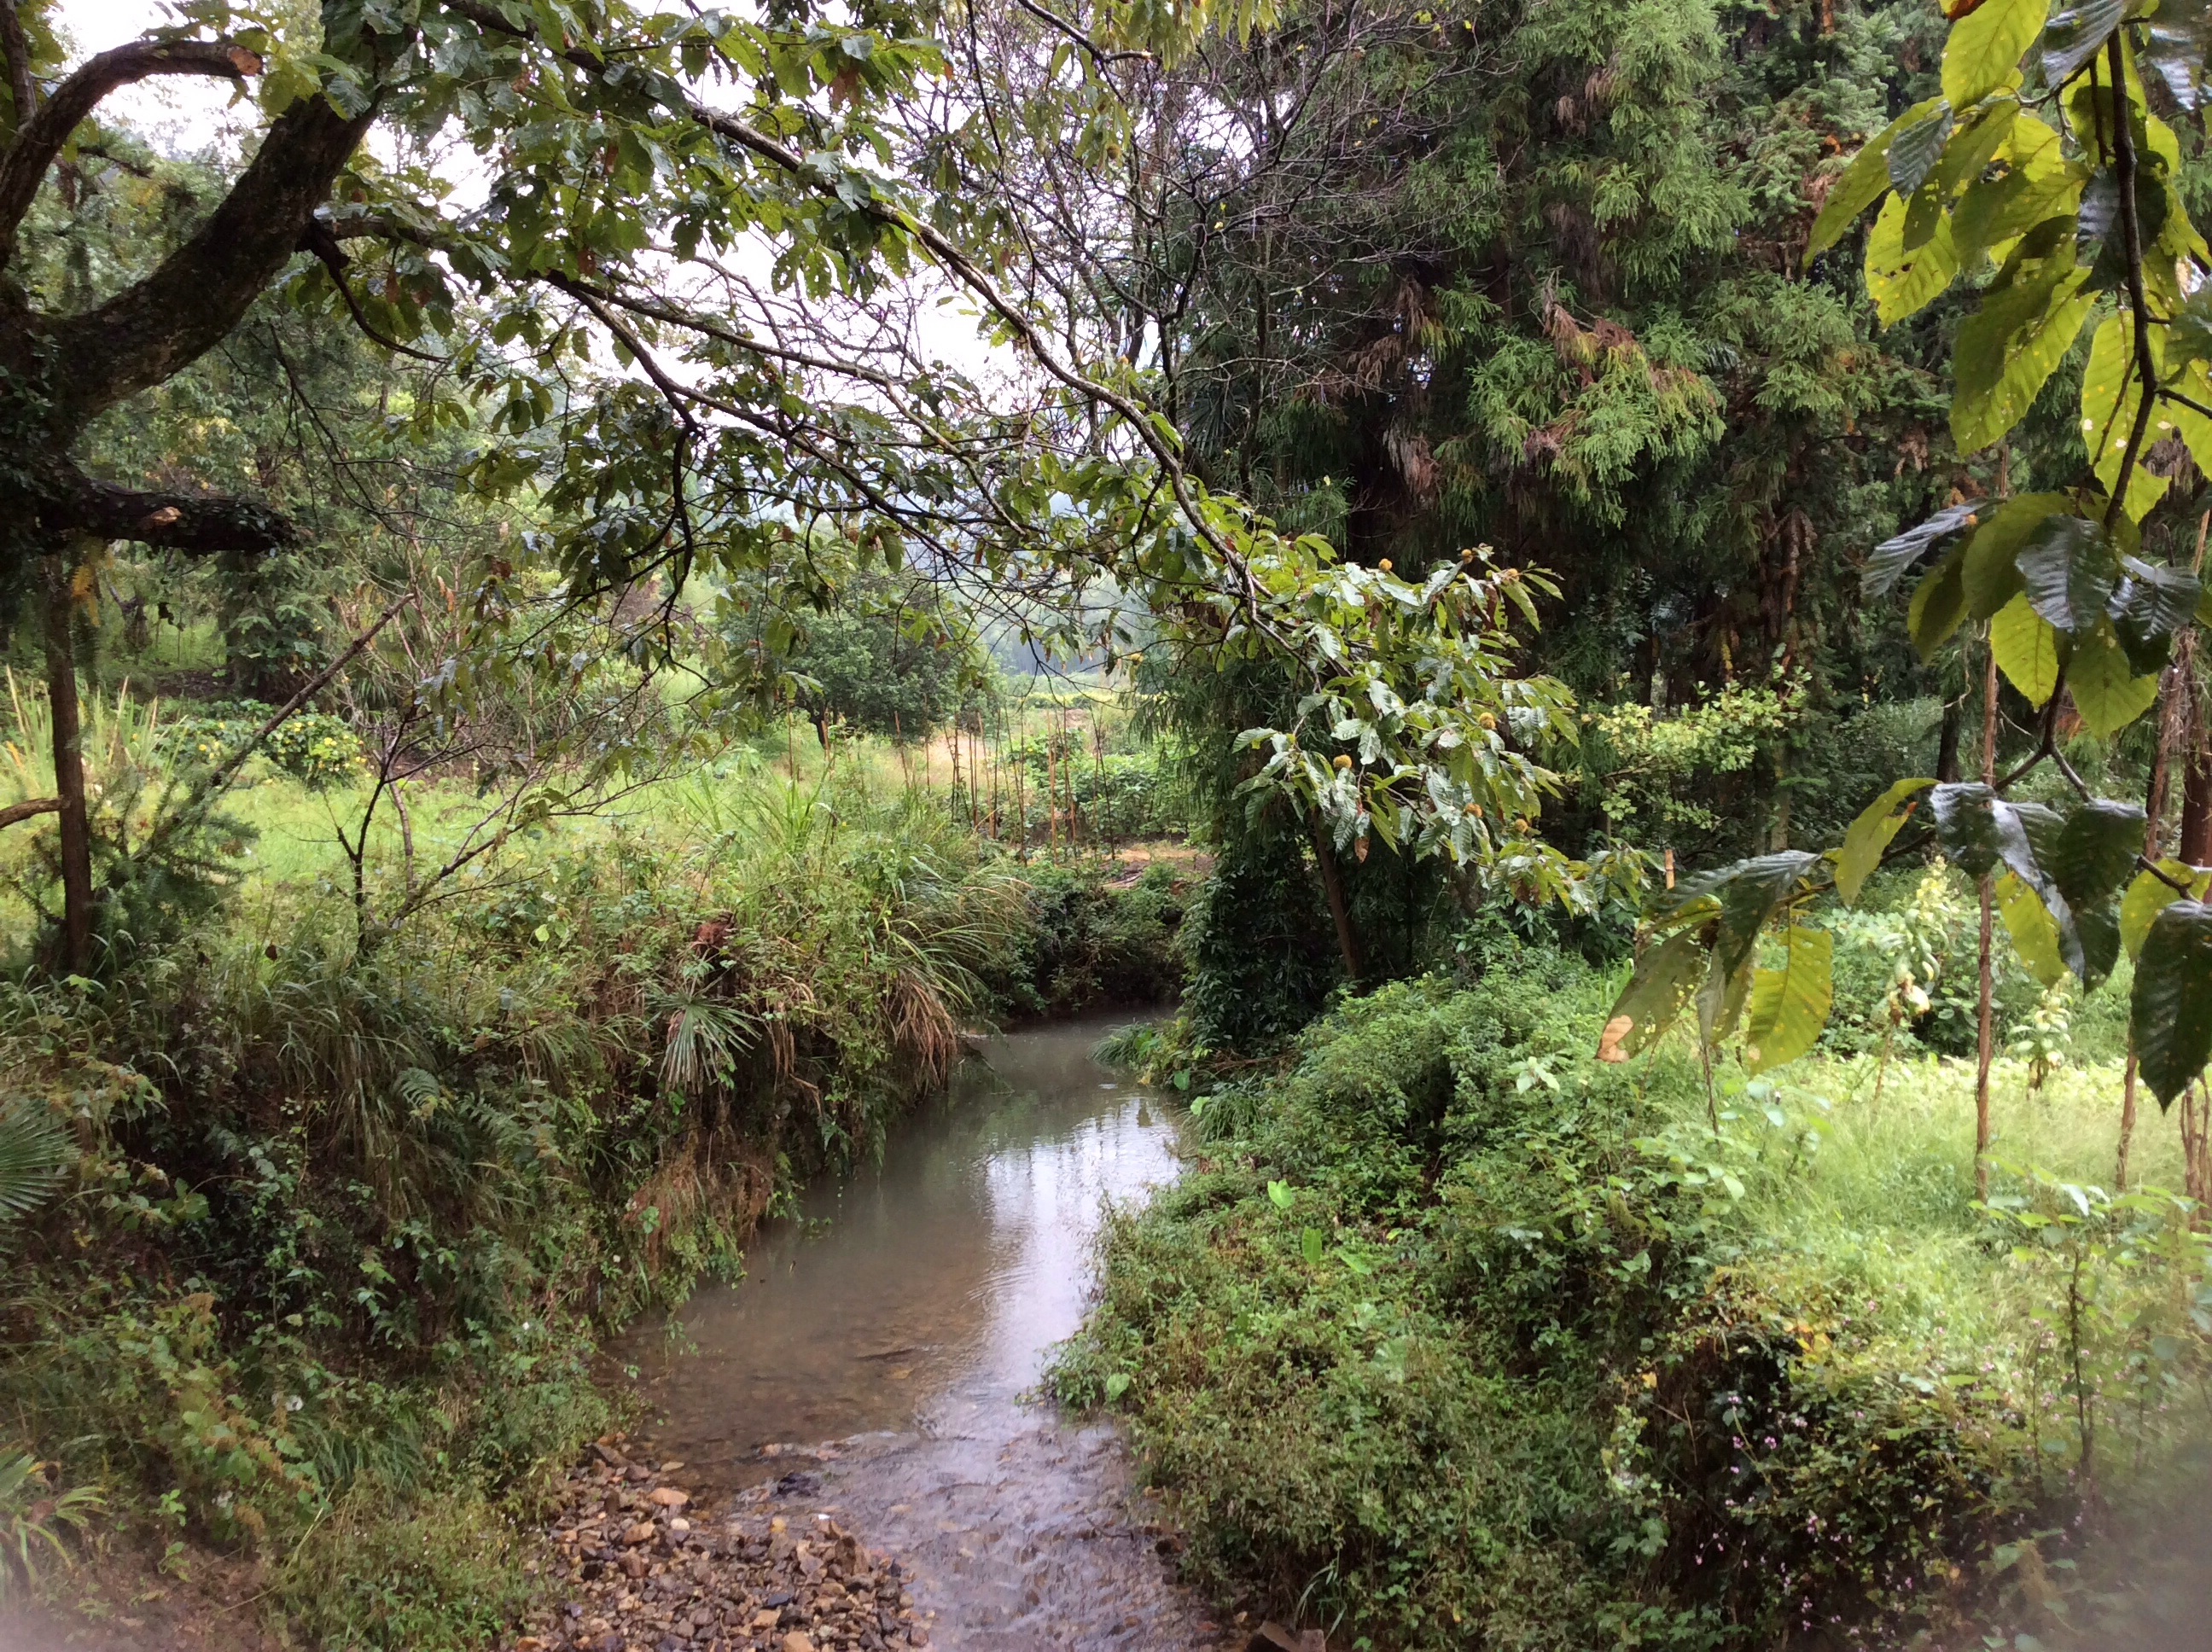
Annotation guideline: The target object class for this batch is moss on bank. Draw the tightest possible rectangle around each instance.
[1057,955,2212,1652]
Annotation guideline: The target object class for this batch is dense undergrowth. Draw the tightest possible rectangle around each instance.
[1061,928,2212,1652]
[0,757,1183,1648]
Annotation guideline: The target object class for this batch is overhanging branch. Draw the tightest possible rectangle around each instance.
[0,37,263,269]
[53,468,298,553]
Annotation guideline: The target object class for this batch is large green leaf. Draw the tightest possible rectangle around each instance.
[2080,313,2174,521]
[2017,514,2116,635]
[1887,102,1956,196]
[1835,777,1935,905]
[1808,102,1938,259]
[2048,798,2147,906]
[2145,0,2212,108]
[2042,0,2128,85]
[1743,927,1836,1073]
[2067,620,2163,736]
[2110,557,2202,672]
[1992,591,2066,705]
[1947,0,2049,107]
[1908,545,1970,660]
[1996,870,2070,986]
[1964,492,2067,618]
[2122,860,2212,958]
[1867,193,1961,326]
[1932,782,2005,876]
[2132,899,2212,1106]
[1864,502,1980,600]
[1598,928,1709,1062]
[1949,258,2094,451]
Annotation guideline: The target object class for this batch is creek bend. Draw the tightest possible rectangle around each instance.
[615,1015,1221,1650]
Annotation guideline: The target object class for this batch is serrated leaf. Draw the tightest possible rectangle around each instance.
[1743,927,1835,1073]
[1836,778,1936,905]
[1909,544,1971,659]
[1992,590,2067,705]
[1598,928,1709,1061]
[1996,870,2070,986]
[2067,620,2163,736]
[1964,492,2069,617]
[1947,0,2050,106]
[2017,515,2116,635]
[2132,899,2212,1106]
[1950,258,2093,451]
[1889,103,1957,195]
[2042,0,2127,85]
[2122,861,2212,958]
[1808,103,1936,259]
[1865,502,1981,600]
[2049,798,2147,906]
[1867,193,1962,326]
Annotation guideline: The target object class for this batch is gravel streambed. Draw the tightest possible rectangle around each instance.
[509,1436,930,1652]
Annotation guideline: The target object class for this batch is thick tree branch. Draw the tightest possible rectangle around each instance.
[30,86,375,437]
[0,37,263,269]
[46,468,297,553]
[0,2,35,137]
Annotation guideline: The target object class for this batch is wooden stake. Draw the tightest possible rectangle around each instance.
[1976,635,1998,1202]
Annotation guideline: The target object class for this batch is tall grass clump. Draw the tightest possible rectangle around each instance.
[0,756,1052,1645]
[1058,951,2212,1652]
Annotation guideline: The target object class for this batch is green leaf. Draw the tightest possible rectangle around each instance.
[1807,102,1936,259]
[1888,102,1956,195]
[2042,0,2127,85]
[2132,899,2212,1106]
[1301,1226,1326,1265]
[2080,314,2174,521]
[2122,861,2212,958]
[2110,557,2202,672]
[1996,870,2070,986]
[1950,259,2094,451]
[1835,778,1936,905]
[1992,591,2066,705]
[2067,620,2163,736]
[2017,515,2116,636]
[1598,929,1709,1061]
[1909,544,1970,659]
[1866,193,1961,326]
[2048,798,2147,906]
[2145,0,2212,109]
[1865,502,1980,600]
[1932,781,2005,877]
[1266,1178,1294,1209]
[1964,492,2068,618]
[1947,0,2048,107]
[1743,927,1835,1073]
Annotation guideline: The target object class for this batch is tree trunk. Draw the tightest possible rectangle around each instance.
[42,557,93,974]
[1310,814,1364,984]
[1975,641,1996,1202]
[1936,693,1962,783]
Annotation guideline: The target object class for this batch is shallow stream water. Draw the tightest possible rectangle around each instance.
[617,1016,1225,1651]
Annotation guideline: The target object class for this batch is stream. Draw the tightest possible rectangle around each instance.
[616,1016,1225,1651]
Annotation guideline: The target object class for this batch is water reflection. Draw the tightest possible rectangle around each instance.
[621,1015,1183,1486]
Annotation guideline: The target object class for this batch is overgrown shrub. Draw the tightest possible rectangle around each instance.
[1062,961,2212,1652]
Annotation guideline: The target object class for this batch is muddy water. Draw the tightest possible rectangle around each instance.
[619,1016,1225,1651]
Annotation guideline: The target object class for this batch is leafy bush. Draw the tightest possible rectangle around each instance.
[1059,959,2212,1651]
[977,859,1188,1017]
[161,701,365,790]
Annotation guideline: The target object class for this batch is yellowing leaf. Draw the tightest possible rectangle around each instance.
[2066,620,2162,736]
[2080,313,2173,521]
[1835,777,1935,906]
[1950,257,2093,451]
[1991,591,2064,706]
[1944,0,2047,109]
[1995,870,2069,986]
[1742,927,1834,1073]
[1866,193,1960,327]
[2122,861,2212,959]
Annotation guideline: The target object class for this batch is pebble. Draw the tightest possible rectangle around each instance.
[502,1434,932,1652]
